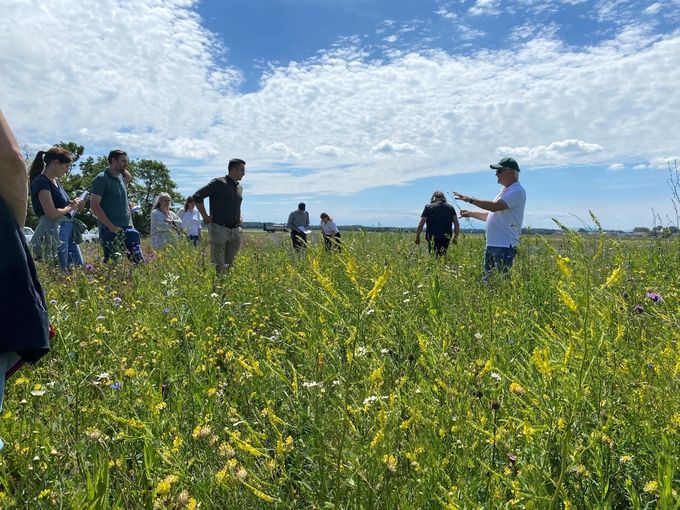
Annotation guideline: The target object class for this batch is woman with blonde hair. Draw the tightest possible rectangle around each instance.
[150,192,182,249]
[28,147,85,270]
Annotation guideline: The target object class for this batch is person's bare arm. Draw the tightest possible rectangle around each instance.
[37,190,79,220]
[452,214,460,243]
[415,217,426,244]
[195,202,211,223]
[0,110,28,226]
[459,209,489,221]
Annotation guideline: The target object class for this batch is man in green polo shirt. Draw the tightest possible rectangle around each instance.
[90,149,144,263]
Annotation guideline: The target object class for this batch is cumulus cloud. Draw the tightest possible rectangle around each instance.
[607,163,625,171]
[468,0,502,16]
[648,156,680,169]
[370,139,424,156]
[261,143,303,160]
[497,140,604,163]
[1,0,679,203]
[313,145,347,157]
[0,0,239,160]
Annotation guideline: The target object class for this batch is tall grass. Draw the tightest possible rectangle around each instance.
[0,229,677,509]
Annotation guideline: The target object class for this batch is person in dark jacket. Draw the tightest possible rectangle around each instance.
[415,191,460,256]
[0,110,51,450]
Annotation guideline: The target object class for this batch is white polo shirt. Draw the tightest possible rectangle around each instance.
[485,181,526,248]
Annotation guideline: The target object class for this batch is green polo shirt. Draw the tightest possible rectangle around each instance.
[91,169,131,228]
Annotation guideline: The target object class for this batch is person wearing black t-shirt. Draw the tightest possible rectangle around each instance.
[415,191,460,256]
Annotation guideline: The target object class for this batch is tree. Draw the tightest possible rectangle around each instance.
[127,159,183,235]
[73,155,182,235]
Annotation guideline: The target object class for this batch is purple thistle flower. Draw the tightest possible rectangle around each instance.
[109,382,122,390]
[84,263,95,271]
[646,292,662,303]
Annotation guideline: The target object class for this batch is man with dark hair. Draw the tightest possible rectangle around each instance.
[415,191,460,256]
[90,149,144,263]
[193,158,246,273]
[286,202,310,250]
[454,157,526,278]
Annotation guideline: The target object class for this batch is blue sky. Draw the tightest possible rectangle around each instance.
[1,0,679,229]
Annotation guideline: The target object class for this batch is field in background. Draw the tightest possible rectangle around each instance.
[0,230,678,508]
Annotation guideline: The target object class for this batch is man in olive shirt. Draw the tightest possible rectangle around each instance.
[193,158,245,273]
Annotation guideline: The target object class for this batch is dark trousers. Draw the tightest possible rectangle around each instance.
[427,236,451,257]
[100,226,144,263]
[291,231,307,250]
[323,232,341,251]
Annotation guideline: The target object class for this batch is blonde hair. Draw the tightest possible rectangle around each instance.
[154,192,172,209]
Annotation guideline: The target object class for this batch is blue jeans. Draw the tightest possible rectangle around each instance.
[484,246,517,276]
[58,221,84,271]
[100,226,144,263]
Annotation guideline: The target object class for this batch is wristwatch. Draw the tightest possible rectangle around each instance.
[469,197,475,205]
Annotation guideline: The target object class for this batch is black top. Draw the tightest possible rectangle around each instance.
[0,194,50,361]
[421,202,456,239]
[30,174,69,217]
[193,175,243,227]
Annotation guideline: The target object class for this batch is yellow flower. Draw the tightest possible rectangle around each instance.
[509,382,525,395]
[155,474,179,495]
[556,255,572,277]
[124,367,136,378]
[643,480,658,493]
[382,454,398,473]
[557,285,577,312]
[207,387,217,397]
[192,425,212,440]
[619,455,633,464]
[603,266,622,287]
[13,376,29,386]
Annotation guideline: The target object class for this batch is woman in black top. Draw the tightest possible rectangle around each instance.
[28,147,84,269]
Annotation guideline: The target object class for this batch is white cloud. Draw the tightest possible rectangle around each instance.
[384,35,399,43]
[434,7,458,20]
[261,143,303,160]
[468,0,502,16]
[607,163,625,171]
[1,0,679,204]
[644,2,663,15]
[497,139,604,163]
[648,156,680,169]
[313,145,347,157]
[370,139,423,156]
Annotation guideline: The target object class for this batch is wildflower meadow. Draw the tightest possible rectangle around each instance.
[0,225,678,509]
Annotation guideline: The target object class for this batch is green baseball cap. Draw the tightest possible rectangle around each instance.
[490,157,520,172]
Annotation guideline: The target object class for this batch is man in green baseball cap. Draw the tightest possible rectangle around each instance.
[453,157,526,279]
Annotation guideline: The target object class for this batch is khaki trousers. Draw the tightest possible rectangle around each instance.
[209,224,241,272]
